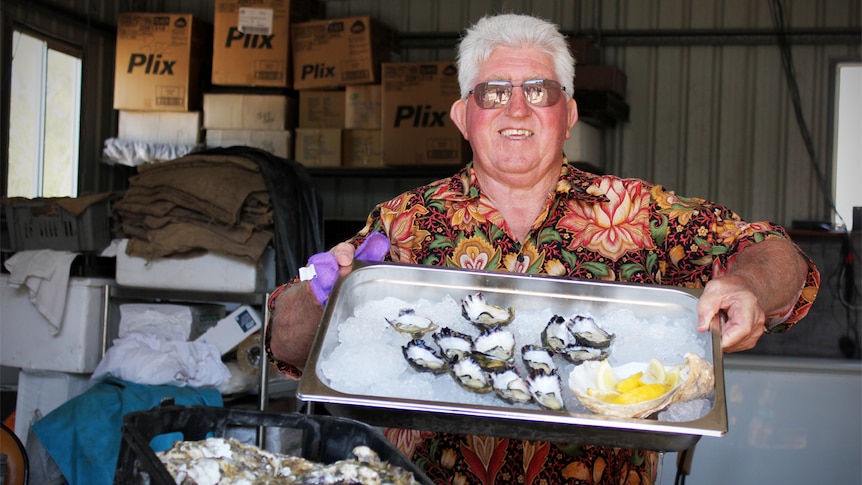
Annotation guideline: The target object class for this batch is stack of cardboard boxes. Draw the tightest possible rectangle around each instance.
[113,12,210,147]
[112,6,471,167]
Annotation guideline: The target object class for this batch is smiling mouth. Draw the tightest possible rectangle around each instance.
[499,128,534,137]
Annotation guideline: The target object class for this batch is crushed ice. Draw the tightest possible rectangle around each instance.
[319,294,713,421]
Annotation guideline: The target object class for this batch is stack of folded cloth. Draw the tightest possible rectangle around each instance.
[113,151,272,262]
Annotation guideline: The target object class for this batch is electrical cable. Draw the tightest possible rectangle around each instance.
[769,0,861,361]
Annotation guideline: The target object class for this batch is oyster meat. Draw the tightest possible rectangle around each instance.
[490,366,533,404]
[567,314,614,349]
[527,369,566,411]
[473,327,515,363]
[450,355,493,393]
[386,308,438,337]
[432,327,473,362]
[568,352,714,419]
[402,339,449,374]
[540,314,572,352]
[521,344,557,374]
[460,292,515,328]
[557,344,608,365]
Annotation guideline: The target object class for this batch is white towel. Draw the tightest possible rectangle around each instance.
[4,250,79,335]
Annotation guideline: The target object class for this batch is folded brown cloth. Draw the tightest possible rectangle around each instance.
[125,223,272,262]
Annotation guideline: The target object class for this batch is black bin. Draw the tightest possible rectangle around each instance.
[114,404,433,484]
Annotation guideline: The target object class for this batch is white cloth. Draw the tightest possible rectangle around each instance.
[91,333,231,387]
[4,250,79,335]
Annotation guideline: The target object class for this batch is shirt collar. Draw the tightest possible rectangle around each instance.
[452,158,610,204]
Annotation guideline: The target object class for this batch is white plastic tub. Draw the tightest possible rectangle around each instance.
[114,239,274,293]
[0,275,113,373]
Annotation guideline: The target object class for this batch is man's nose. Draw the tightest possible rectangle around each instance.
[504,86,531,114]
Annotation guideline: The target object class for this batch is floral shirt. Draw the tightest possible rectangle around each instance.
[268,160,819,485]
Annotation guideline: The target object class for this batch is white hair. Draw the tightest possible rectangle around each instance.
[456,13,575,98]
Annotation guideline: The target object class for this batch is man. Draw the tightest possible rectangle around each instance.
[268,13,819,484]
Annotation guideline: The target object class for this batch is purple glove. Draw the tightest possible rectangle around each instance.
[300,232,390,306]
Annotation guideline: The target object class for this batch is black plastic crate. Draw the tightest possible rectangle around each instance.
[114,404,433,484]
[4,196,113,252]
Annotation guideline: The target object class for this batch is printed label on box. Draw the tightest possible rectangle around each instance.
[235,308,257,332]
[238,7,273,35]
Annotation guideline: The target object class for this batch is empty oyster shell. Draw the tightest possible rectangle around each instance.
[460,292,514,328]
[567,352,714,419]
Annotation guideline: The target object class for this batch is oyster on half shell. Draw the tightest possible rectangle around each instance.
[568,352,714,419]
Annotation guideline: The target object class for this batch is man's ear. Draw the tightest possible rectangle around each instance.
[564,97,579,139]
[450,98,469,140]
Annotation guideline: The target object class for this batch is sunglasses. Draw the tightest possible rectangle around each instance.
[468,79,567,109]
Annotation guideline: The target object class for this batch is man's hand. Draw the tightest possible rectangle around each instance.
[697,274,766,352]
[696,237,808,353]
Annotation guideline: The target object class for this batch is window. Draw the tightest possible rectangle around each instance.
[833,61,862,230]
[7,29,82,198]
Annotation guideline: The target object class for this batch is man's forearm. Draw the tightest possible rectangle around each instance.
[728,237,808,320]
[269,281,324,370]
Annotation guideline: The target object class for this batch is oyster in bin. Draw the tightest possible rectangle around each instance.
[568,352,714,419]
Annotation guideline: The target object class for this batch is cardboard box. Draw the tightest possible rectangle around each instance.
[196,305,262,355]
[203,93,296,130]
[343,129,383,167]
[568,37,601,65]
[345,84,382,129]
[212,0,322,87]
[118,111,202,145]
[0,275,114,373]
[206,129,293,158]
[295,128,342,167]
[292,16,397,90]
[298,90,346,128]
[575,65,627,99]
[381,61,469,166]
[114,13,211,111]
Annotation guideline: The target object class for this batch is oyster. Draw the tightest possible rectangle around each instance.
[386,308,438,337]
[402,339,449,374]
[450,355,493,393]
[490,366,533,404]
[557,344,609,365]
[460,292,515,328]
[521,344,557,374]
[472,327,515,362]
[432,327,473,362]
[567,352,715,419]
[527,369,566,411]
[567,314,614,349]
[540,314,572,352]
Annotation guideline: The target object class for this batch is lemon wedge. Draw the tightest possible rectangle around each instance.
[640,358,667,385]
[587,387,621,403]
[595,360,618,391]
[615,371,644,393]
[614,383,669,405]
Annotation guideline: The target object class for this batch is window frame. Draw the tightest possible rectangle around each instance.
[2,22,84,198]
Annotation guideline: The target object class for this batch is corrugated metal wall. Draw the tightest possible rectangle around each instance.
[2,0,859,226]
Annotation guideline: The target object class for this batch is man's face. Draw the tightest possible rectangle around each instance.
[451,46,578,185]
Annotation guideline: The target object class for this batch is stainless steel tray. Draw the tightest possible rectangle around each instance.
[297,261,727,451]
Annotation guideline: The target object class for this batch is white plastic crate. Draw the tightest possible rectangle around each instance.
[0,275,114,373]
